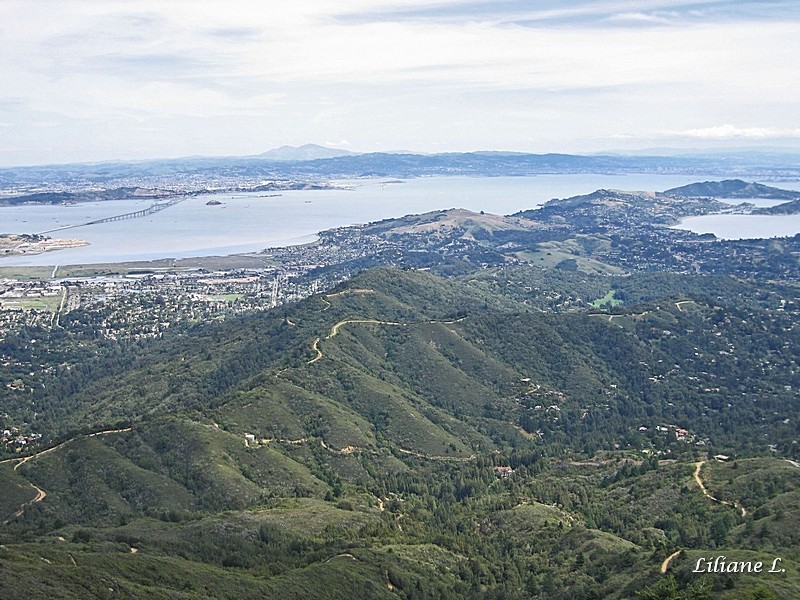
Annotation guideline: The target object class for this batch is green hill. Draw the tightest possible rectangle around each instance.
[1,267,799,598]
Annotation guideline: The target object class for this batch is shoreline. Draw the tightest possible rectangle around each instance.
[0,232,322,271]
[0,239,322,280]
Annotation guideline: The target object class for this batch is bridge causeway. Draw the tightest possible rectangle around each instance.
[37,197,184,235]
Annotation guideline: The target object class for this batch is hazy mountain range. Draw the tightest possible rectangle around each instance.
[2,147,800,191]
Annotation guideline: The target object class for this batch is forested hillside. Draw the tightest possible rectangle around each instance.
[1,267,798,598]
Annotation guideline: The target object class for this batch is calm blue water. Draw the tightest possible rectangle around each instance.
[2,175,799,265]
[674,214,800,240]
[673,196,800,240]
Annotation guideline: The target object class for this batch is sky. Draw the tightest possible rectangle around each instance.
[1,0,799,166]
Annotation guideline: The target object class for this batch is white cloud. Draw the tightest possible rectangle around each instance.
[0,0,798,164]
[605,11,678,24]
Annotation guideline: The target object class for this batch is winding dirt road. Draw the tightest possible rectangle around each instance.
[308,315,464,366]
[326,289,375,299]
[4,483,46,524]
[1,427,132,523]
[694,460,747,517]
[661,550,682,573]
[395,447,476,462]
[307,337,323,364]
[328,318,404,338]
[304,319,407,364]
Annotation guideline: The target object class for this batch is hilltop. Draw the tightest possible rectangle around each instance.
[257,144,358,161]
[664,179,800,200]
[360,208,537,238]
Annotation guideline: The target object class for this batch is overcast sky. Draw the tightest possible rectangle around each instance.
[1,0,799,166]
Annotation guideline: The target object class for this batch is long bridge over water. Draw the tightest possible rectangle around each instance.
[38,197,184,235]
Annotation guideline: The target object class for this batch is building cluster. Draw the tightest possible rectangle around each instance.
[1,426,42,451]
[1,266,337,341]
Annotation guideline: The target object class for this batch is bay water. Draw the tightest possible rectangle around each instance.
[2,175,799,266]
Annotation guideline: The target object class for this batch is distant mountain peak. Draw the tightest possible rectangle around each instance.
[257,144,357,161]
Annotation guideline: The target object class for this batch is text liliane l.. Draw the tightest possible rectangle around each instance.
[693,556,785,574]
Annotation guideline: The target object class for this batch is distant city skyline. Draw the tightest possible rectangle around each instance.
[1,0,799,167]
